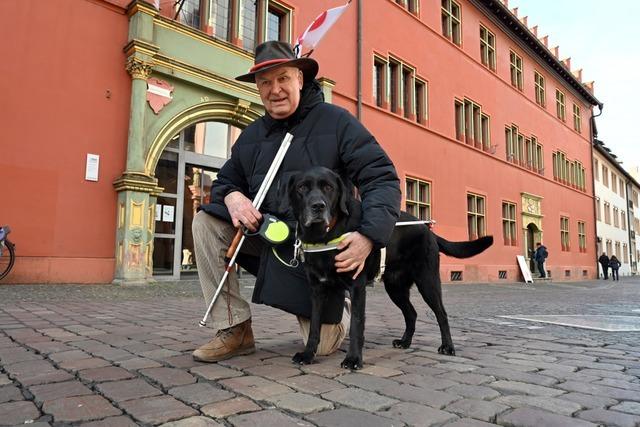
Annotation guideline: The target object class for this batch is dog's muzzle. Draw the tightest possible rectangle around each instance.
[302,197,331,227]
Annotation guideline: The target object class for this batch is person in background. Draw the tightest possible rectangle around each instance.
[609,255,621,281]
[533,242,548,278]
[598,252,610,280]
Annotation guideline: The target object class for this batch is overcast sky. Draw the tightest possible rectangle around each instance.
[509,0,640,171]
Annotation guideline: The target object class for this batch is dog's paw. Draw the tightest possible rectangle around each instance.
[292,351,315,365]
[437,344,456,356]
[392,339,412,349]
[340,355,363,370]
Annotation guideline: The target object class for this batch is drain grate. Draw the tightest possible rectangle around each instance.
[498,270,507,279]
[451,271,463,281]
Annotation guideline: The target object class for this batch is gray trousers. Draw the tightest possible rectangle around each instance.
[192,210,262,330]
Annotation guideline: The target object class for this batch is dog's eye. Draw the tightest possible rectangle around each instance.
[297,184,308,193]
[323,184,333,192]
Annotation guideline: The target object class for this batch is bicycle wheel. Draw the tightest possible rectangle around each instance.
[0,240,15,281]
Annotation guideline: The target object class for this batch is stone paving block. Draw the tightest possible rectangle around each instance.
[168,382,235,406]
[495,394,583,416]
[79,415,139,427]
[358,364,404,378]
[162,354,207,369]
[610,401,640,416]
[576,408,640,427]
[559,391,618,409]
[219,375,292,400]
[91,347,135,362]
[279,374,345,394]
[445,384,501,400]
[535,369,601,383]
[377,402,458,426]
[505,358,578,372]
[190,364,244,380]
[0,384,23,403]
[58,357,111,371]
[502,352,558,363]
[394,373,458,390]
[580,368,639,381]
[116,357,163,370]
[29,380,93,404]
[139,348,182,360]
[78,366,136,383]
[593,377,640,392]
[306,407,404,427]
[139,367,197,388]
[43,395,121,423]
[379,382,460,409]
[49,349,91,363]
[96,378,163,403]
[159,416,223,427]
[243,363,301,380]
[445,398,510,422]
[228,409,314,427]
[444,419,499,426]
[201,397,261,418]
[0,347,43,364]
[0,400,41,425]
[300,362,350,378]
[119,395,198,425]
[435,371,495,386]
[337,373,399,392]
[265,391,333,414]
[558,380,640,401]
[0,373,11,386]
[27,340,74,355]
[488,380,565,397]
[496,407,598,427]
[321,387,398,412]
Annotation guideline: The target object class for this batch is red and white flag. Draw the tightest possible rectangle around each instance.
[295,1,351,57]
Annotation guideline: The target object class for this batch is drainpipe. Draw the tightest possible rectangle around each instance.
[625,179,634,274]
[356,0,362,120]
[590,103,604,277]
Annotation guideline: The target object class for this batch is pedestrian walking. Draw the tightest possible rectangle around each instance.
[609,255,621,281]
[598,252,610,280]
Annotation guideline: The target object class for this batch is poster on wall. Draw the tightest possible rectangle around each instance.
[162,205,175,223]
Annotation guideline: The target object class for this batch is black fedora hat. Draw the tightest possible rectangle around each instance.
[235,41,319,83]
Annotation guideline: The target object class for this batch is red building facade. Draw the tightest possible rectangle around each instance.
[1,0,600,283]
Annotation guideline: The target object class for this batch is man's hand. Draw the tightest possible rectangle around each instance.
[224,191,262,232]
[335,232,374,279]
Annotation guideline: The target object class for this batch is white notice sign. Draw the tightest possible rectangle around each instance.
[516,255,534,283]
[162,205,175,222]
[85,153,100,181]
[155,205,162,221]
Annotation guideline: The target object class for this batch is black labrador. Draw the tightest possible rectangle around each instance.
[286,166,493,369]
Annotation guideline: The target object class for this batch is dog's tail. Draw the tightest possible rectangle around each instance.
[436,235,493,258]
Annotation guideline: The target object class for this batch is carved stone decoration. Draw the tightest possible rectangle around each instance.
[232,99,251,123]
[126,57,153,80]
[146,77,174,114]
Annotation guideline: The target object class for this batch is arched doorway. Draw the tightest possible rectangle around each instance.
[153,121,242,279]
[525,223,540,272]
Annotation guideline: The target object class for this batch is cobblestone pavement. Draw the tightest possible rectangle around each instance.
[1,276,639,426]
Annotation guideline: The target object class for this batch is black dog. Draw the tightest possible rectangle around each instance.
[287,167,492,368]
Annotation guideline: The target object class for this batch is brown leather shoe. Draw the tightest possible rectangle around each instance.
[192,318,255,362]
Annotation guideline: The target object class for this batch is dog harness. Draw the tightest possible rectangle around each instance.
[301,232,351,253]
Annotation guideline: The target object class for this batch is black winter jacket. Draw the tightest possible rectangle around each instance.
[199,80,401,322]
[200,80,401,248]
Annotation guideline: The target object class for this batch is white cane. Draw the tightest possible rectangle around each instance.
[199,132,294,327]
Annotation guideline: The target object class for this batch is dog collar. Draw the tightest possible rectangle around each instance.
[301,232,351,253]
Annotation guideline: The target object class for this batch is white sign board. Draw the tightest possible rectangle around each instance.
[85,153,100,181]
[516,255,534,283]
[162,205,175,223]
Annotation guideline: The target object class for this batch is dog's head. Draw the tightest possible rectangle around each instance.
[286,167,349,230]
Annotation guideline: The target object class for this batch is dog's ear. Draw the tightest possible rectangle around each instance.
[337,174,350,216]
[279,173,299,216]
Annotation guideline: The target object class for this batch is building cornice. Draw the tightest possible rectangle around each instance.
[472,0,602,108]
[594,140,640,188]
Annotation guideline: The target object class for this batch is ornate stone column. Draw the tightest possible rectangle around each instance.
[113,1,162,284]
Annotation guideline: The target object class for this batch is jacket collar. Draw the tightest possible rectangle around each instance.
[263,80,324,135]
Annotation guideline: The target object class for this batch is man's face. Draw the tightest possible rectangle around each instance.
[255,66,303,120]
